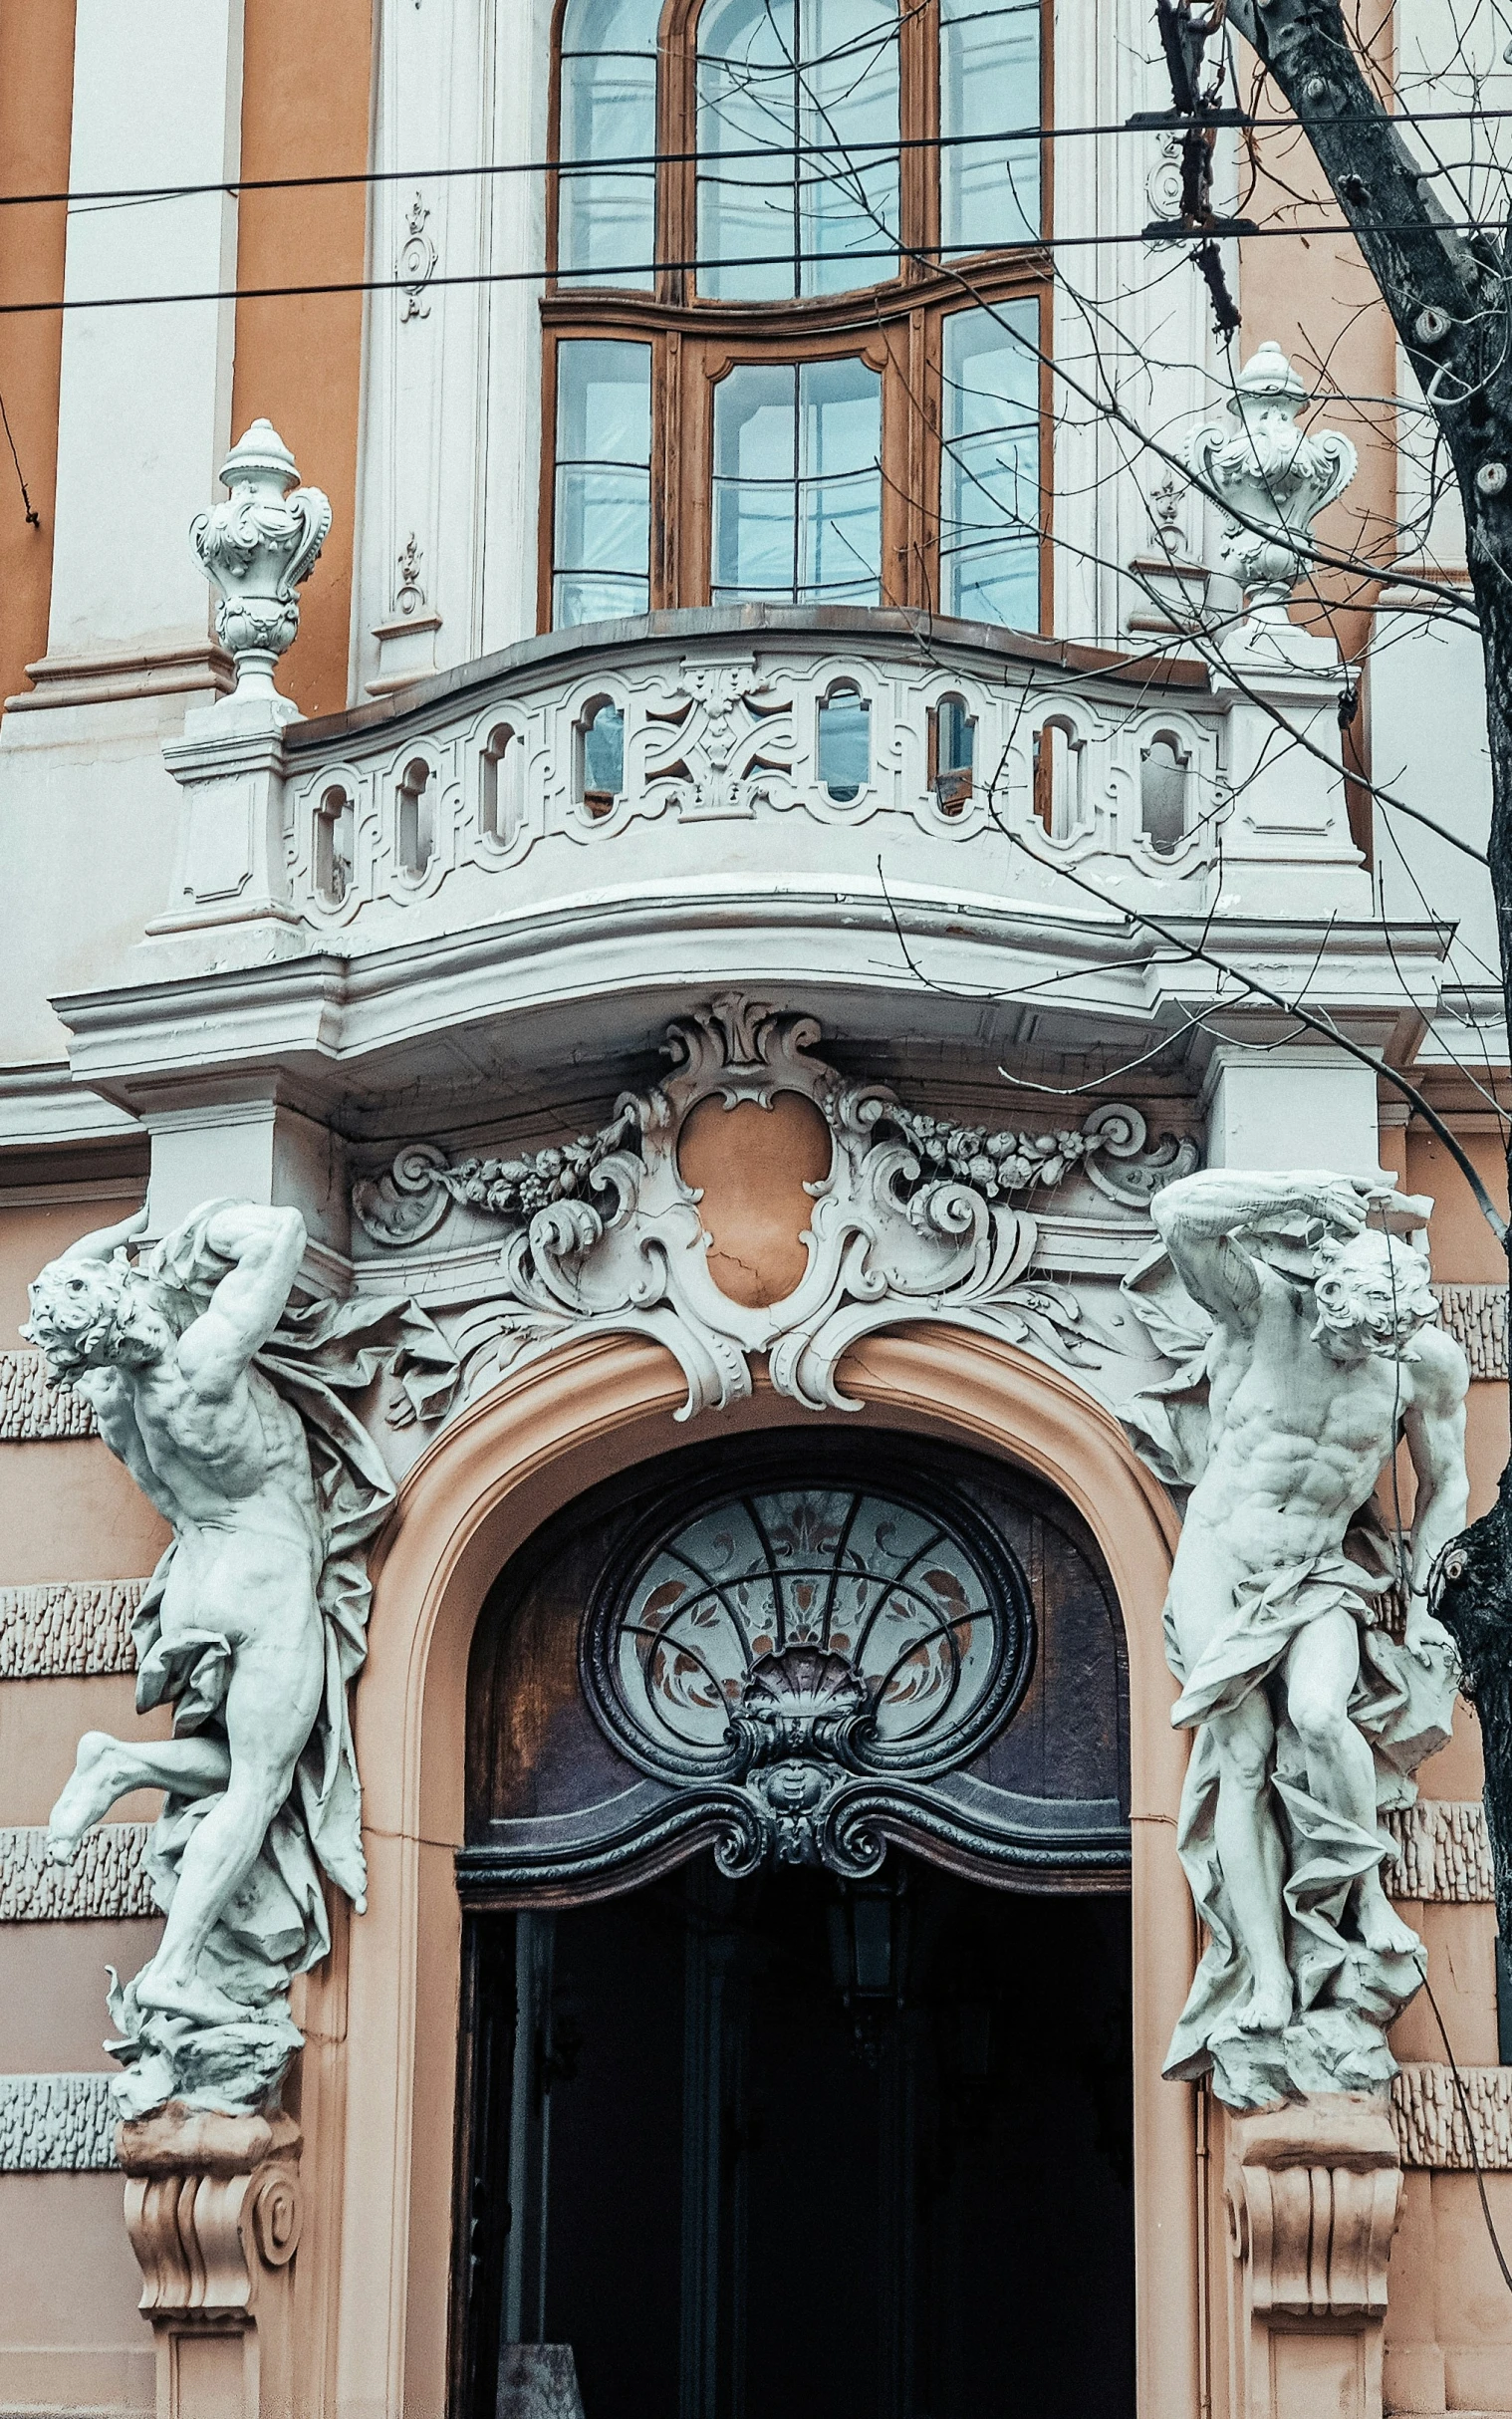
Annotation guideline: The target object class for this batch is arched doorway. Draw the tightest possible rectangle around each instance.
[450,1429,1136,2419]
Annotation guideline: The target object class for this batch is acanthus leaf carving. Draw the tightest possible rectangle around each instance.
[352,997,1200,1419]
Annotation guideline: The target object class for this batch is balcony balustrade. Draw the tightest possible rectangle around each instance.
[154,607,1369,979]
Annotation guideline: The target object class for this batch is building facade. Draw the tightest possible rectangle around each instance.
[0,6,1509,2419]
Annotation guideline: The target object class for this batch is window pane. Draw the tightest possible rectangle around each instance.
[801,357,882,600]
[697,0,899,301]
[584,703,626,797]
[818,688,870,798]
[940,302,1039,629]
[941,1,1040,254]
[713,357,881,604]
[802,0,900,296]
[554,339,652,628]
[558,0,659,290]
[714,365,799,598]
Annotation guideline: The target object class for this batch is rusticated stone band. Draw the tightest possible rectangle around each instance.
[0,2073,118,2171]
[0,1578,142,1677]
[0,1824,154,1921]
[1432,1283,1508,1379]
[1384,1799,1495,1903]
[0,1352,96,1440]
[1391,2061,1512,2169]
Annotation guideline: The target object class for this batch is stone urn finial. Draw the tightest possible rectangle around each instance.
[191,420,332,715]
[1187,343,1357,665]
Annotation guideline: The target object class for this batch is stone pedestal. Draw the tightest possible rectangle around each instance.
[1224,2094,1402,2419]
[118,2103,304,2419]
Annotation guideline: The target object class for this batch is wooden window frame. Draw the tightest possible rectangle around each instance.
[540,0,1053,634]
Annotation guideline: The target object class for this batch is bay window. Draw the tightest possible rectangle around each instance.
[543,0,1048,631]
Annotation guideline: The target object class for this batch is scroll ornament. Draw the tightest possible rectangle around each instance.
[352,997,1200,1419]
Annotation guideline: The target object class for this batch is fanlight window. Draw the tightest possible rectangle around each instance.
[584,1479,1032,1788]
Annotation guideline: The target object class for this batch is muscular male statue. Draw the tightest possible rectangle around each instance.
[32,1204,328,2036]
[1149,1169,1467,2104]
[25,1198,454,2115]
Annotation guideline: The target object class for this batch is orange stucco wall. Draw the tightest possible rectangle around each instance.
[230,0,373,719]
[0,1,75,712]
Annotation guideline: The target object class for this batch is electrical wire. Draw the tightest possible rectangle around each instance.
[12,99,1512,215]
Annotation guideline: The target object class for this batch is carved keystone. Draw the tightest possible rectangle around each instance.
[119,2102,304,2419]
[1223,2093,1401,2419]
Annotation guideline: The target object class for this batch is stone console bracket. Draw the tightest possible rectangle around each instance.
[119,2104,303,2419]
[1224,2095,1402,2419]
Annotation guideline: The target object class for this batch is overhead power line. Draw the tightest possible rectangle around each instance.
[3,219,1509,316]
[5,102,1512,214]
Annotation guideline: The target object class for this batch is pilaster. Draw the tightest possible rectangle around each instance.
[1222,2095,1402,2419]
[22,0,243,705]
[1201,1043,1386,1179]
[119,2104,304,2419]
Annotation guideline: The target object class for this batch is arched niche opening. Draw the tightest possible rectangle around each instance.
[450,1426,1135,2419]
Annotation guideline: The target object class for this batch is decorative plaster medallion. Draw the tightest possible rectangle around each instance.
[397,190,436,321]
[354,995,1199,1419]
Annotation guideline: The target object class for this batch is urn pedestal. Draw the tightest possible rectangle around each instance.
[1223,2093,1402,2419]
[118,2103,303,2419]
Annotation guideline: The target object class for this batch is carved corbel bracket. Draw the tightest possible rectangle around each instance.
[1223,2094,1401,2419]
[119,2103,304,2419]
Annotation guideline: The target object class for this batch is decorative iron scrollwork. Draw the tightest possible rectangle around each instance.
[581,1473,1033,1874]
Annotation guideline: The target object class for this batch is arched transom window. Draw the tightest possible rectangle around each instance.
[544,0,1046,630]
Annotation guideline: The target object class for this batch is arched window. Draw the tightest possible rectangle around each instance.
[696,0,900,301]
[555,0,660,290]
[544,0,1047,631]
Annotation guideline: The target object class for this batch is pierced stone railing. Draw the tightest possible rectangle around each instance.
[157,609,1371,955]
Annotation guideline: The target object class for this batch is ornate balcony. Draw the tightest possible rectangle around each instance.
[50,604,1424,1139]
[154,605,1369,958]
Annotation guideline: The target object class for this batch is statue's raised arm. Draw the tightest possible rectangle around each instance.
[1150,1168,1405,1331]
[174,1204,307,1398]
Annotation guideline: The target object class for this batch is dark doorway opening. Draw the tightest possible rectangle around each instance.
[456,1854,1134,2419]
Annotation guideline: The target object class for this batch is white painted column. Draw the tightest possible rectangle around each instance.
[1202,1043,1386,1178]
[356,0,551,698]
[25,0,243,706]
[1051,0,1229,648]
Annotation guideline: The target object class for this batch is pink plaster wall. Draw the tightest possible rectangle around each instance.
[0,1191,163,2417]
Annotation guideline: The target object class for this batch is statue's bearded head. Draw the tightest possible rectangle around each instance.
[1309,1228,1438,1360]
[24,1250,172,1379]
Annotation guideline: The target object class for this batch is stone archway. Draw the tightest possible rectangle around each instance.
[306,1326,1193,2419]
